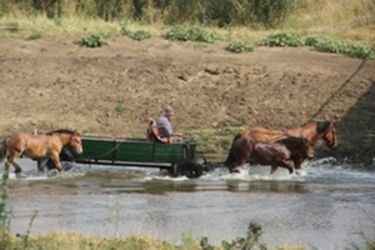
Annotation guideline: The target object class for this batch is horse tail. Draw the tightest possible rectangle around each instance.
[0,138,8,163]
[225,133,241,169]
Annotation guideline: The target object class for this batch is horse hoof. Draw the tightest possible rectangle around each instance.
[230,167,242,174]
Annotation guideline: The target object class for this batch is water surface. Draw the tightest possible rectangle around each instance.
[5,158,375,249]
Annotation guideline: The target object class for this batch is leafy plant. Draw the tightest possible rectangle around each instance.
[226,41,254,53]
[305,35,374,59]
[304,35,327,47]
[308,37,343,54]
[221,222,267,250]
[341,42,374,60]
[128,30,151,41]
[166,26,219,43]
[79,34,107,48]
[260,32,303,47]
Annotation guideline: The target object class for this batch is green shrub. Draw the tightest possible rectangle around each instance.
[226,41,254,53]
[249,0,294,28]
[304,35,327,47]
[314,40,343,54]
[128,30,151,41]
[260,32,303,47]
[79,34,107,48]
[166,26,219,43]
[305,35,374,59]
[115,103,126,113]
[341,42,374,60]
[28,30,42,40]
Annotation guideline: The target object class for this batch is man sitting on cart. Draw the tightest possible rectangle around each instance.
[155,106,182,143]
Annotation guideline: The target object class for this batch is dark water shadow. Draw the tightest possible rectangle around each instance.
[334,76,375,165]
[226,180,310,193]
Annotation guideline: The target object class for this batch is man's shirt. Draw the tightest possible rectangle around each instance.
[156,115,173,137]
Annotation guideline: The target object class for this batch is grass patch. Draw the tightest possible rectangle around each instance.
[4,21,19,32]
[226,40,254,53]
[79,34,107,48]
[260,32,303,47]
[115,103,126,113]
[166,26,220,43]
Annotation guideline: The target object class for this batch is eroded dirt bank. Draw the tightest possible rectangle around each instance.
[0,37,374,160]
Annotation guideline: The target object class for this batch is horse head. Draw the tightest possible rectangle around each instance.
[318,122,337,149]
[48,129,83,155]
[69,131,83,155]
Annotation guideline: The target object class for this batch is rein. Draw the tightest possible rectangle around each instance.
[87,140,123,161]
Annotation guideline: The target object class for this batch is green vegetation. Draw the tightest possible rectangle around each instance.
[4,21,19,32]
[305,35,374,59]
[115,103,126,113]
[0,0,294,28]
[79,34,107,48]
[221,222,266,250]
[28,29,42,40]
[226,41,254,53]
[0,175,10,231]
[0,0,373,58]
[0,220,310,250]
[166,26,219,43]
[128,30,151,41]
[260,32,303,47]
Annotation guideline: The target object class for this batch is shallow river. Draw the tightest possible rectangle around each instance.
[5,158,375,249]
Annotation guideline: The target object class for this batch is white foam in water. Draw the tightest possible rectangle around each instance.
[201,164,306,182]
[141,175,189,182]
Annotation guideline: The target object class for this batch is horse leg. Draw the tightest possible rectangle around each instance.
[270,165,278,174]
[50,152,62,172]
[5,150,22,174]
[37,159,49,174]
[13,162,22,175]
[293,158,303,175]
[280,160,293,174]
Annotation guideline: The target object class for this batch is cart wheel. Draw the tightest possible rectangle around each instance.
[176,160,202,178]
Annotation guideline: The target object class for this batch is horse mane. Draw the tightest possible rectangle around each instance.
[275,136,309,152]
[276,136,303,146]
[301,120,331,133]
[47,129,79,136]
[316,121,331,133]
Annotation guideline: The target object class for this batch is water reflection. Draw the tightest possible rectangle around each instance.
[226,180,309,193]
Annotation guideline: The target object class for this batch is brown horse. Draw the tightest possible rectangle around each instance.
[0,129,83,174]
[226,121,337,173]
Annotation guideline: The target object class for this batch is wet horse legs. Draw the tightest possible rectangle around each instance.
[272,160,293,174]
[50,151,62,172]
[4,152,22,175]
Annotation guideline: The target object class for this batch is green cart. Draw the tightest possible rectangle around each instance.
[76,136,203,178]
